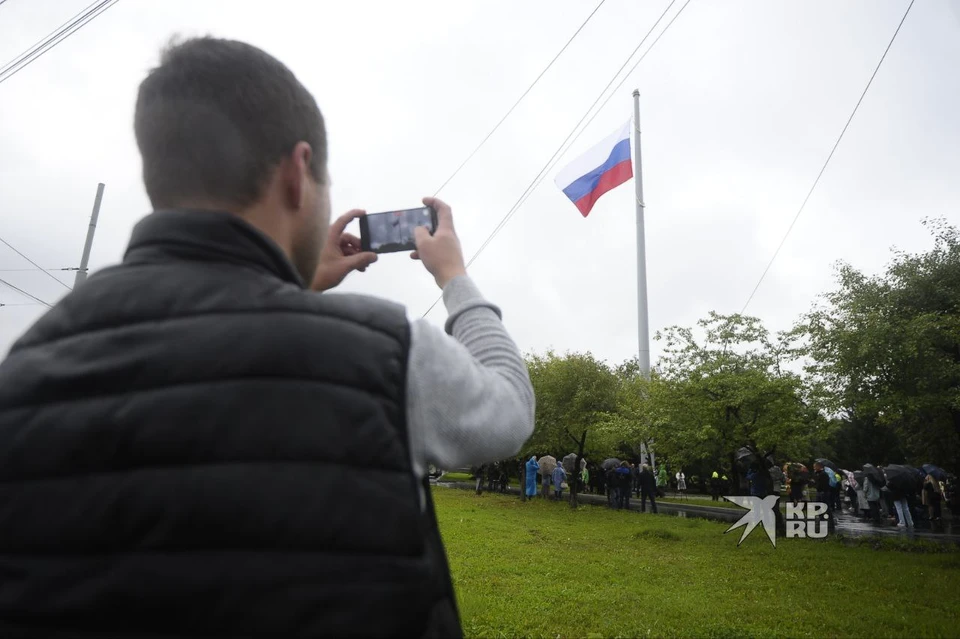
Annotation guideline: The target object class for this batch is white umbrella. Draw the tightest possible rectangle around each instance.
[538,455,557,476]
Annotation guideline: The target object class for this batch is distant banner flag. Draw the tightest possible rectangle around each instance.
[554,119,633,217]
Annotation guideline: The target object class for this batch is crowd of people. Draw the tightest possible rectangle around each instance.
[513,457,664,514]
[469,450,956,535]
[777,461,954,529]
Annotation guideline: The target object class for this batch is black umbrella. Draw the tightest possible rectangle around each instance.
[601,458,621,471]
[853,470,865,485]
[762,453,778,470]
[902,466,925,492]
[883,465,920,495]
[923,464,947,481]
[562,453,578,474]
[815,458,839,472]
[736,447,758,466]
[863,464,885,488]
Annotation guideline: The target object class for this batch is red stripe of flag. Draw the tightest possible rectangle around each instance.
[573,159,634,217]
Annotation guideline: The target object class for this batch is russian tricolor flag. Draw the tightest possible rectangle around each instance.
[554,119,633,217]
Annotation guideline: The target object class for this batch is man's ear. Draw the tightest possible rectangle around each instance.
[280,142,313,210]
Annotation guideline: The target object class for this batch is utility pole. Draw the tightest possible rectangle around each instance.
[74,182,104,289]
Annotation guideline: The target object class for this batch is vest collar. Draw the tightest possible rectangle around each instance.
[124,209,305,288]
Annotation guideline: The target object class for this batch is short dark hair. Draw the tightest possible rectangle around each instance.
[135,37,326,209]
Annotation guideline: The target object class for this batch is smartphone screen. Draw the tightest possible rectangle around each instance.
[359,206,437,254]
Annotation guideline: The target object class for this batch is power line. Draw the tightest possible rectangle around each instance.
[0,277,52,308]
[0,0,119,86]
[480,0,692,263]
[432,0,608,197]
[740,0,915,314]
[462,0,687,272]
[0,237,72,290]
[422,0,689,318]
[0,267,78,273]
[569,0,691,151]
[0,0,114,77]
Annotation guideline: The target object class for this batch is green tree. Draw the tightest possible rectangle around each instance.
[798,219,960,470]
[591,358,656,464]
[524,351,619,505]
[649,313,822,491]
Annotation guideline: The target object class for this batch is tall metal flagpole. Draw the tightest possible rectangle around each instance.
[633,90,656,472]
[633,90,650,377]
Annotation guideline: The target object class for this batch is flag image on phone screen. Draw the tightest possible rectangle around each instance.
[359,206,437,254]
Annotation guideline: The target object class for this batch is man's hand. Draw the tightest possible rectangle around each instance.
[411,197,466,289]
[310,209,377,292]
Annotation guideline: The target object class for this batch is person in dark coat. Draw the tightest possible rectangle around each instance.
[0,38,537,639]
[813,462,834,525]
[590,463,604,495]
[615,462,632,510]
[606,467,618,508]
[639,464,659,513]
[709,471,718,501]
[788,468,806,505]
[474,465,487,494]
[746,463,771,497]
[862,472,882,521]
[923,473,943,521]
[887,479,915,528]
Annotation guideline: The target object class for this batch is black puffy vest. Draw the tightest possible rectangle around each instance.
[0,210,461,638]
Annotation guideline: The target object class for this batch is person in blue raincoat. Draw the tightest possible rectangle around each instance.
[552,464,567,500]
[525,456,540,498]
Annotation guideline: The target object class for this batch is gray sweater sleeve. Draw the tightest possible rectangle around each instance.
[405,275,535,478]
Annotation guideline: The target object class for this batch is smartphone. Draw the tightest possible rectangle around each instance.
[359,206,437,254]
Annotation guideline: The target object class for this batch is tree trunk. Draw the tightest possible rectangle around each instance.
[567,429,588,509]
[520,463,527,502]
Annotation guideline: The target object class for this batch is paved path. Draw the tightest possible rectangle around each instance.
[435,481,960,545]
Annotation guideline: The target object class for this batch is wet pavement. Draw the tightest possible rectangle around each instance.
[827,508,958,541]
[436,481,960,545]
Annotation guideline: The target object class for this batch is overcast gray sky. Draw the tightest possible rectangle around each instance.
[1,0,958,366]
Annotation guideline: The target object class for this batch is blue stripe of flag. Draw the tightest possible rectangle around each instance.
[561,138,632,203]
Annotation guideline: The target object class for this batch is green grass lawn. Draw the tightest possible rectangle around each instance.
[440,472,475,482]
[658,496,743,509]
[433,487,960,638]
[658,496,789,511]
[657,495,825,511]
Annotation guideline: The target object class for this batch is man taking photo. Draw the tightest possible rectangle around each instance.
[0,37,535,638]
